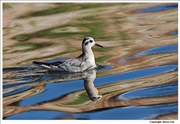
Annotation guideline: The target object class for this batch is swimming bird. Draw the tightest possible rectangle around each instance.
[32,37,103,72]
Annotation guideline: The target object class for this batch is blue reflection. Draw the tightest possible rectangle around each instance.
[170,30,178,35]
[96,64,177,86]
[119,44,178,63]
[135,44,178,57]
[102,65,114,70]
[74,103,177,120]
[5,103,177,120]
[137,4,178,13]
[19,80,84,106]
[5,110,67,120]
[19,63,177,106]
[3,86,32,97]
[3,78,40,89]
[117,82,178,100]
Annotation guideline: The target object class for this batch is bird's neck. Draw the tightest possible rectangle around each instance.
[82,47,95,65]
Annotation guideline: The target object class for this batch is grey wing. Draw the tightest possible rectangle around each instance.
[33,57,86,72]
[57,58,86,72]
[50,61,64,65]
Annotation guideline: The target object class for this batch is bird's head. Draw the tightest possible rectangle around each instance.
[82,37,103,49]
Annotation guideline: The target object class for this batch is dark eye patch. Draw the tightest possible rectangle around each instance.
[85,42,89,46]
[90,40,93,43]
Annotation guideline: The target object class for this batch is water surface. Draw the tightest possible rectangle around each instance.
[3,3,178,120]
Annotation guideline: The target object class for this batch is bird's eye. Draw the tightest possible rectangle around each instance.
[89,40,93,43]
[85,42,88,46]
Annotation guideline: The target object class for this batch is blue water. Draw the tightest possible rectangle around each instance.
[5,110,66,120]
[19,80,84,106]
[137,4,178,13]
[18,63,177,106]
[117,82,178,100]
[3,3,178,120]
[3,77,41,89]
[135,44,178,57]
[74,103,178,120]
[3,86,32,97]
[119,44,178,63]
[96,64,177,86]
[170,30,178,35]
[5,103,177,120]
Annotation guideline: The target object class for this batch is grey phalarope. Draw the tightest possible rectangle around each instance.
[32,37,103,72]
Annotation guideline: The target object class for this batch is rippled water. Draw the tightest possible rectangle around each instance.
[118,82,178,100]
[136,3,178,13]
[3,3,178,120]
[118,44,178,63]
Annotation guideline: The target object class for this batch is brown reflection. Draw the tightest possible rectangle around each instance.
[3,85,46,106]
[3,2,178,120]
[44,71,177,113]
[3,71,177,118]
[151,113,178,120]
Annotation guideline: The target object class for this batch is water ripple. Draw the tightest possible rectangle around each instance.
[117,82,178,100]
[96,64,177,86]
[135,44,178,57]
[5,110,66,120]
[136,4,178,13]
[170,30,178,35]
[74,103,177,120]
[18,63,177,106]
[119,44,177,63]
[3,86,32,97]
[5,103,178,120]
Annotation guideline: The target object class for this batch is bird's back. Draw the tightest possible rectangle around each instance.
[33,55,96,72]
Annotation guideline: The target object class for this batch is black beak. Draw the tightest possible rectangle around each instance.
[95,43,103,48]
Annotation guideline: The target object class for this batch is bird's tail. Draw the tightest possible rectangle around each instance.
[32,61,52,69]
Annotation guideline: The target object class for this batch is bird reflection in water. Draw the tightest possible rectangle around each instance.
[45,66,103,101]
[83,70,102,101]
